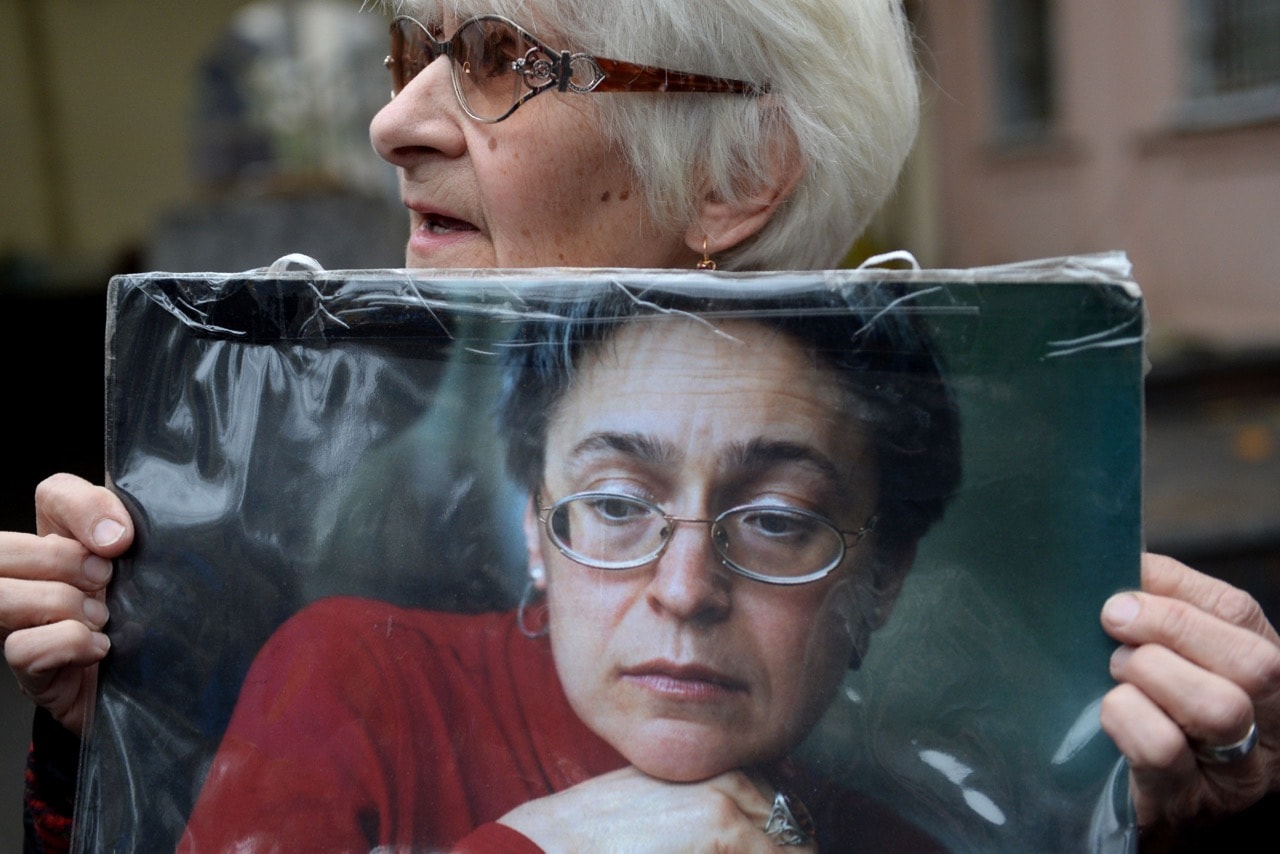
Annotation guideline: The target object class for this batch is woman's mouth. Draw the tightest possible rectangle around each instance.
[421,212,477,235]
[404,207,482,262]
[621,661,748,701]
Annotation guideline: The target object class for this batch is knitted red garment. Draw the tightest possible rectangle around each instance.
[179,599,624,852]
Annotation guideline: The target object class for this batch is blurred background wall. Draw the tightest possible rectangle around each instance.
[907,0,1280,609]
[1,0,1278,848]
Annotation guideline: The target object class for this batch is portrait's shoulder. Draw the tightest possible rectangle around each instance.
[263,598,523,671]
[230,599,532,732]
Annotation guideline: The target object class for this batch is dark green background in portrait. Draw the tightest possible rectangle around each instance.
[78,261,1142,852]
[801,272,1142,851]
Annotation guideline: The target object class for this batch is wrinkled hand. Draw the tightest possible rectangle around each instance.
[1100,553,1280,832]
[1,473,133,735]
[498,766,814,853]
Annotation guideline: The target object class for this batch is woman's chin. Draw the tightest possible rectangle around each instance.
[615,724,763,782]
[628,755,731,783]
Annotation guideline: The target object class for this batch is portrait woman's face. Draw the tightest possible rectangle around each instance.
[529,317,882,782]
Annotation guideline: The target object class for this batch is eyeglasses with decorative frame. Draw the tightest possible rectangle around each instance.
[385,14,767,123]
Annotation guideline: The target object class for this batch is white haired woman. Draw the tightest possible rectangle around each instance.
[5,0,1279,850]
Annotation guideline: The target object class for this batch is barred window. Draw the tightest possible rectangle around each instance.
[992,0,1055,141]
[1186,0,1280,100]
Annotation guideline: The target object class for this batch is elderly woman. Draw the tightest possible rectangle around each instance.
[4,0,1279,849]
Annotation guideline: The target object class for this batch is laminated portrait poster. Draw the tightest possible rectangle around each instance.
[77,256,1144,852]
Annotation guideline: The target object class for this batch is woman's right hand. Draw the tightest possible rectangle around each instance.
[497,766,813,853]
[1,473,132,735]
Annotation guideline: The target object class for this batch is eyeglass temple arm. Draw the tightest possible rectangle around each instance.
[842,514,879,546]
[583,56,766,95]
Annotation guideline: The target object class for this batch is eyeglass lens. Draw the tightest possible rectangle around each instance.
[547,494,845,580]
[389,17,533,121]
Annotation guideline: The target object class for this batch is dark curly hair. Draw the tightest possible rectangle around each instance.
[495,281,962,558]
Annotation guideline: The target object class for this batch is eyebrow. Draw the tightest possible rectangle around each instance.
[566,432,846,494]
[723,438,844,491]
[569,432,682,468]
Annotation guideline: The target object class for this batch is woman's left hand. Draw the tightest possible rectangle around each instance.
[1100,553,1280,831]
[497,766,815,853]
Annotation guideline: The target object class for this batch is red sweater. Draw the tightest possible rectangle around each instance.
[179,598,625,852]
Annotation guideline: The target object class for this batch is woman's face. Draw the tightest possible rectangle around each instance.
[532,318,882,782]
[369,12,698,269]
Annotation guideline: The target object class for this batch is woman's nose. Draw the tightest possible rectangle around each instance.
[369,54,466,167]
[645,523,731,623]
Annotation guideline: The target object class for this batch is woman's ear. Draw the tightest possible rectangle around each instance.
[849,542,917,669]
[866,543,917,631]
[686,123,805,255]
[522,496,547,591]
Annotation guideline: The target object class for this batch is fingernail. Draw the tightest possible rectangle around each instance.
[91,632,111,655]
[92,519,125,548]
[83,598,109,627]
[84,556,113,585]
[1103,593,1140,627]
[1110,646,1133,670]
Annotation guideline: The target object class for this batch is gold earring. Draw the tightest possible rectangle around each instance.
[697,236,717,271]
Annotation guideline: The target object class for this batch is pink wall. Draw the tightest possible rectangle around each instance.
[920,0,1280,345]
